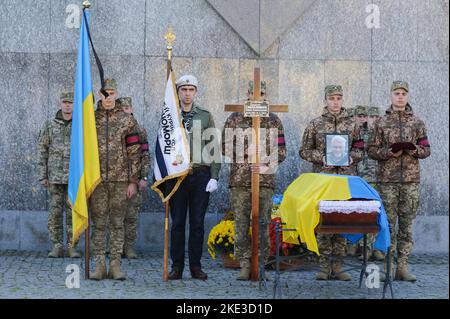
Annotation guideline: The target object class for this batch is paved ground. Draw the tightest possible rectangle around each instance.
[0,250,448,299]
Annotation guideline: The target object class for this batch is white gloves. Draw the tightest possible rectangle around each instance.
[205,179,218,193]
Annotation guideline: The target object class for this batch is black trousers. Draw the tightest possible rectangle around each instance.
[167,168,211,269]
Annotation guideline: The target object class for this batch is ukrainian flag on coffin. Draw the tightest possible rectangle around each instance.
[68,10,101,244]
[279,173,390,255]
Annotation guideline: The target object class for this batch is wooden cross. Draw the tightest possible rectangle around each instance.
[224,67,288,281]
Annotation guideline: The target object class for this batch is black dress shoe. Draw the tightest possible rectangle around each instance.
[190,267,208,280]
[168,268,183,280]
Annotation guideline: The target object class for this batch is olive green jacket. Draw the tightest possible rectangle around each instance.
[184,103,221,180]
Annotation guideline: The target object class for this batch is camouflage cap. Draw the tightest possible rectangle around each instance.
[354,105,368,116]
[60,92,74,103]
[248,80,267,94]
[368,106,380,116]
[325,84,343,97]
[104,78,118,91]
[391,80,409,92]
[119,97,132,107]
[346,107,355,116]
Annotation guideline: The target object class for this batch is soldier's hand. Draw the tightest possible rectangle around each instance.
[251,163,270,174]
[127,183,138,198]
[390,150,403,158]
[322,156,333,169]
[138,179,148,192]
[341,156,354,167]
[40,179,49,188]
[405,145,418,156]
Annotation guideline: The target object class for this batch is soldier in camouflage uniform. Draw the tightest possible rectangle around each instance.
[119,97,150,259]
[346,106,355,118]
[38,92,81,259]
[300,85,364,281]
[89,79,141,280]
[347,106,384,261]
[222,81,287,280]
[368,81,431,282]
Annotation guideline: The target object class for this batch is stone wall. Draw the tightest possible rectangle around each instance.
[0,0,448,250]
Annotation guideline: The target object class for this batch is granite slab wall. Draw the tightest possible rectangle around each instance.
[0,0,448,223]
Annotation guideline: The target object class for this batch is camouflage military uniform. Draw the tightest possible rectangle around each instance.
[38,108,75,249]
[368,102,431,268]
[354,106,379,255]
[90,99,141,265]
[356,112,378,184]
[300,85,364,275]
[346,107,355,117]
[222,112,287,265]
[300,107,364,176]
[124,124,150,251]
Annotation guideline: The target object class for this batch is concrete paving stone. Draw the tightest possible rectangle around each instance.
[0,251,447,299]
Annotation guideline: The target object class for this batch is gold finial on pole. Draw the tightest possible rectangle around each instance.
[164,26,176,60]
[82,1,91,9]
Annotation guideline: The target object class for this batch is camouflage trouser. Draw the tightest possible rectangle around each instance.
[124,191,142,249]
[357,183,377,250]
[347,183,377,252]
[378,182,420,266]
[48,184,75,248]
[230,187,274,264]
[318,234,347,267]
[90,182,128,261]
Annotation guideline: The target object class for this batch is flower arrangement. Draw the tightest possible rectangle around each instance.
[269,194,299,256]
[207,219,235,260]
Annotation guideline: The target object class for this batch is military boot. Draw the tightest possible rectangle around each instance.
[372,250,385,261]
[123,245,138,259]
[347,244,358,257]
[331,261,352,281]
[358,247,372,261]
[67,247,81,258]
[395,264,416,282]
[108,259,126,280]
[315,265,331,280]
[89,256,107,280]
[48,244,64,258]
[237,260,251,281]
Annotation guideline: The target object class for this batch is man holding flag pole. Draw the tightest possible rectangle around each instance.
[69,1,141,281]
[151,28,221,281]
[68,0,101,279]
[88,77,140,281]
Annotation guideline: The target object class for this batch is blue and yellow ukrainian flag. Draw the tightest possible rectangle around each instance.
[279,173,390,255]
[68,10,101,244]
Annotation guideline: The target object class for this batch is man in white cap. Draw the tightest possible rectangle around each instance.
[166,75,221,280]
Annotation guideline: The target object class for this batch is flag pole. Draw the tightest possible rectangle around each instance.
[82,0,91,280]
[85,220,90,279]
[163,27,176,282]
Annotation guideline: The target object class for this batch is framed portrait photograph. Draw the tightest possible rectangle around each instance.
[325,134,350,167]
